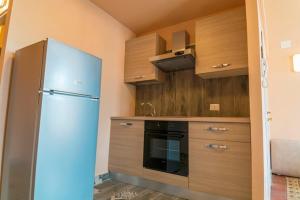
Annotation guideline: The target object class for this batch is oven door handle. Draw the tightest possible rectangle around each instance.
[144,132,185,138]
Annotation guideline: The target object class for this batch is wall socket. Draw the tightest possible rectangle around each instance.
[210,104,220,111]
[280,40,292,49]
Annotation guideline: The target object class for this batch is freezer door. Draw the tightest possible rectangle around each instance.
[34,93,99,200]
[43,39,101,97]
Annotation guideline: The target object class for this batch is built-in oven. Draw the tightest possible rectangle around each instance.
[143,121,188,177]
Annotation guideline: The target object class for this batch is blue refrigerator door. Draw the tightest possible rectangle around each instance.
[34,93,99,200]
[43,39,101,97]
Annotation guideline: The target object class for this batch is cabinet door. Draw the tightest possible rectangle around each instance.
[189,139,251,200]
[109,120,144,176]
[195,6,248,78]
[125,33,165,84]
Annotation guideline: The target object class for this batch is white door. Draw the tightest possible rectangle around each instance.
[259,23,272,200]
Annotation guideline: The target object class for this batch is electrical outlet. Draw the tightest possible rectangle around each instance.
[210,104,220,111]
[281,40,292,49]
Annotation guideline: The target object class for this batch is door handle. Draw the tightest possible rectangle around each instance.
[212,63,231,69]
[206,127,229,132]
[120,122,133,127]
[206,144,228,151]
[267,112,272,122]
[134,75,145,80]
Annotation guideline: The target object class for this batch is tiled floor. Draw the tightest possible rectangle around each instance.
[94,175,287,200]
[94,180,187,200]
[272,175,287,200]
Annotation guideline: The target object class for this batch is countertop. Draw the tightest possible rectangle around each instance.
[111,116,250,123]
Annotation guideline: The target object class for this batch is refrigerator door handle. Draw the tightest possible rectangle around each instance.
[40,90,99,100]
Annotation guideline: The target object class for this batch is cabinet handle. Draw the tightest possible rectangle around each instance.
[207,127,229,132]
[120,122,133,127]
[212,63,231,69]
[206,144,228,151]
[134,75,145,80]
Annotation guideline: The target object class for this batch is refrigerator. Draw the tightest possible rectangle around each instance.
[0,39,102,200]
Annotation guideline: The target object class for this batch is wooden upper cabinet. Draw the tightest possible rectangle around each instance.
[195,6,248,79]
[124,33,166,84]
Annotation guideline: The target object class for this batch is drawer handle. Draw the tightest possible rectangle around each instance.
[134,75,145,79]
[212,63,231,69]
[120,122,133,127]
[207,127,229,132]
[206,144,228,151]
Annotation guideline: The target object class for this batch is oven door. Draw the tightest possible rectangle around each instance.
[143,131,188,176]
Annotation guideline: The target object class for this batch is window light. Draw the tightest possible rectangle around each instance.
[0,0,5,8]
[293,54,300,72]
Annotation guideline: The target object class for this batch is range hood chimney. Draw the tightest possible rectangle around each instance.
[149,31,195,72]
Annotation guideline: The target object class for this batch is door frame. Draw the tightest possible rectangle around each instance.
[0,0,13,185]
[245,0,272,199]
[0,0,13,80]
[257,0,272,198]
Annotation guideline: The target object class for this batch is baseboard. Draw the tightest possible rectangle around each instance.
[94,172,111,186]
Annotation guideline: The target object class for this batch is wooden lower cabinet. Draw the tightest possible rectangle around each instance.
[108,120,144,177]
[109,119,188,188]
[189,139,251,200]
[109,119,252,199]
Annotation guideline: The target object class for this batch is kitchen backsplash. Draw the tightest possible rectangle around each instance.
[136,69,249,117]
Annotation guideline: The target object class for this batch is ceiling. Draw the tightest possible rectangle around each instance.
[91,0,245,34]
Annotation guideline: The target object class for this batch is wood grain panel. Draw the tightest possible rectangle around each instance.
[189,122,251,142]
[142,168,188,188]
[160,73,176,116]
[136,69,249,117]
[174,69,194,116]
[124,33,166,84]
[189,73,204,116]
[195,6,248,78]
[189,139,251,200]
[108,120,144,177]
[202,78,220,117]
[220,78,234,116]
[233,75,250,116]
[135,86,145,115]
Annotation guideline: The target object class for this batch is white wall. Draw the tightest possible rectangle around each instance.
[263,0,300,140]
[0,0,136,175]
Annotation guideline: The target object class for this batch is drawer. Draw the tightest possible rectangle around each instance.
[111,120,144,132]
[189,139,251,200]
[189,122,250,142]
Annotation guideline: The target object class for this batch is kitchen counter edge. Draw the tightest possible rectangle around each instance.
[111,116,250,123]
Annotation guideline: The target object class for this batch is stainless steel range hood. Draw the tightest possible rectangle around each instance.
[149,31,195,72]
